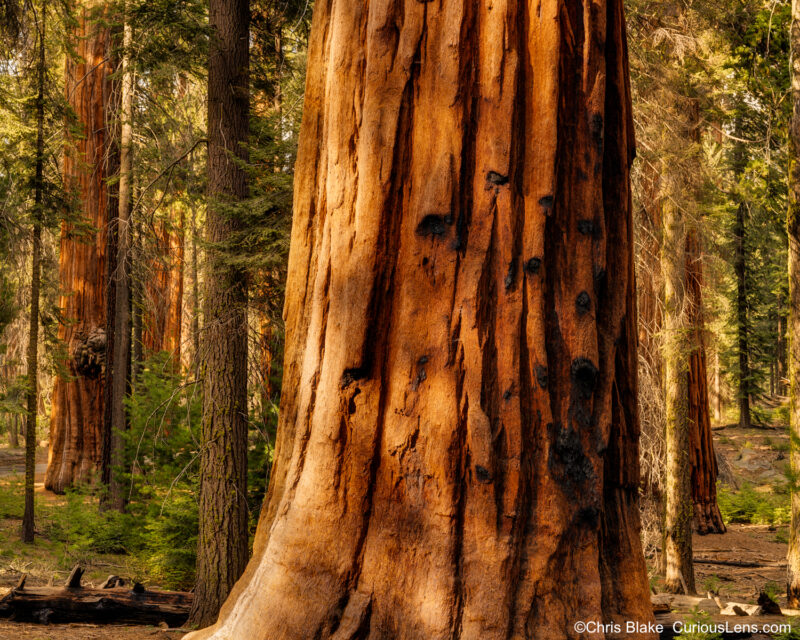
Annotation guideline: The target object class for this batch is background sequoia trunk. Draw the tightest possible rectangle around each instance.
[686,232,725,536]
[46,0,112,494]
[187,0,654,638]
[142,213,184,367]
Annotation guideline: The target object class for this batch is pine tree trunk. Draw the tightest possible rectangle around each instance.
[106,11,134,513]
[735,200,751,429]
[185,1,654,638]
[187,0,250,627]
[787,0,800,608]
[46,0,112,494]
[686,232,725,536]
[22,2,46,542]
[662,199,695,594]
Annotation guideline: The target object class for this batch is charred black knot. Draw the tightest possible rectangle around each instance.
[72,328,106,379]
[486,171,509,186]
[341,367,368,389]
[411,357,429,391]
[570,358,598,400]
[535,365,548,390]
[416,214,451,238]
[524,257,542,275]
[503,388,513,401]
[576,506,600,528]
[539,195,554,210]
[411,368,427,391]
[548,423,594,491]
[475,465,493,484]
[577,219,595,236]
[575,291,592,316]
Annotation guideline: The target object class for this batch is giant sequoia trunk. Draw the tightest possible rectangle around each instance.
[142,213,185,366]
[186,1,654,638]
[787,0,800,608]
[686,232,725,536]
[46,0,112,494]
[187,0,250,627]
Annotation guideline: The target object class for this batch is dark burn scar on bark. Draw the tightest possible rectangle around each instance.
[577,219,594,236]
[590,112,604,152]
[348,388,361,415]
[341,367,368,388]
[486,171,509,186]
[594,266,607,285]
[422,257,429,266]
[538,195,554,209]
[416,214,452,238]
[571,358,598,400]
[504,258,518,291]
[475,465,493,484]
[548,422,594,490]
[535,365,548,389]
[575,291,591,315]
[411,356,429,391]
[503,388,512,400]
[524,257,542,275]
[577,506,600,528]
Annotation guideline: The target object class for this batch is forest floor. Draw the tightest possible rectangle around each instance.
[0,446,187,639]
[0,431,794,637]
[692,422,791,603]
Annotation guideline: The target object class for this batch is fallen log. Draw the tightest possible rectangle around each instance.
[0,567,191,627]
[693,558,785,568]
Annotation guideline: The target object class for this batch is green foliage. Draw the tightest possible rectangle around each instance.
[774,619,800,640]
[675,607,723,640]
[717,483,790,525]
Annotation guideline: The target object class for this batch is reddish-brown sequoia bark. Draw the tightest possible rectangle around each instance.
[143,213,185,366]
[686,232,725,536]
[46,0,112,494]
[187,0,654,638]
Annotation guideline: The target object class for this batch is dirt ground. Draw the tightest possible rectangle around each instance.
[0,622,187,639]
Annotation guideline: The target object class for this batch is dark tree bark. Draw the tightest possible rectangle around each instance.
[46,0,113,494]
[21,0,46,543]
[187,0,250,628]
[686,232,725,536]
[734,200,751,429]
[186,0,654,638]
[788,0,800,608]
[105,10,134,513]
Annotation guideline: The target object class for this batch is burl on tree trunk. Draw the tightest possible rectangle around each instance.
[686,232,725,536]
[187,0,654,638]
[46,0,112,494]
